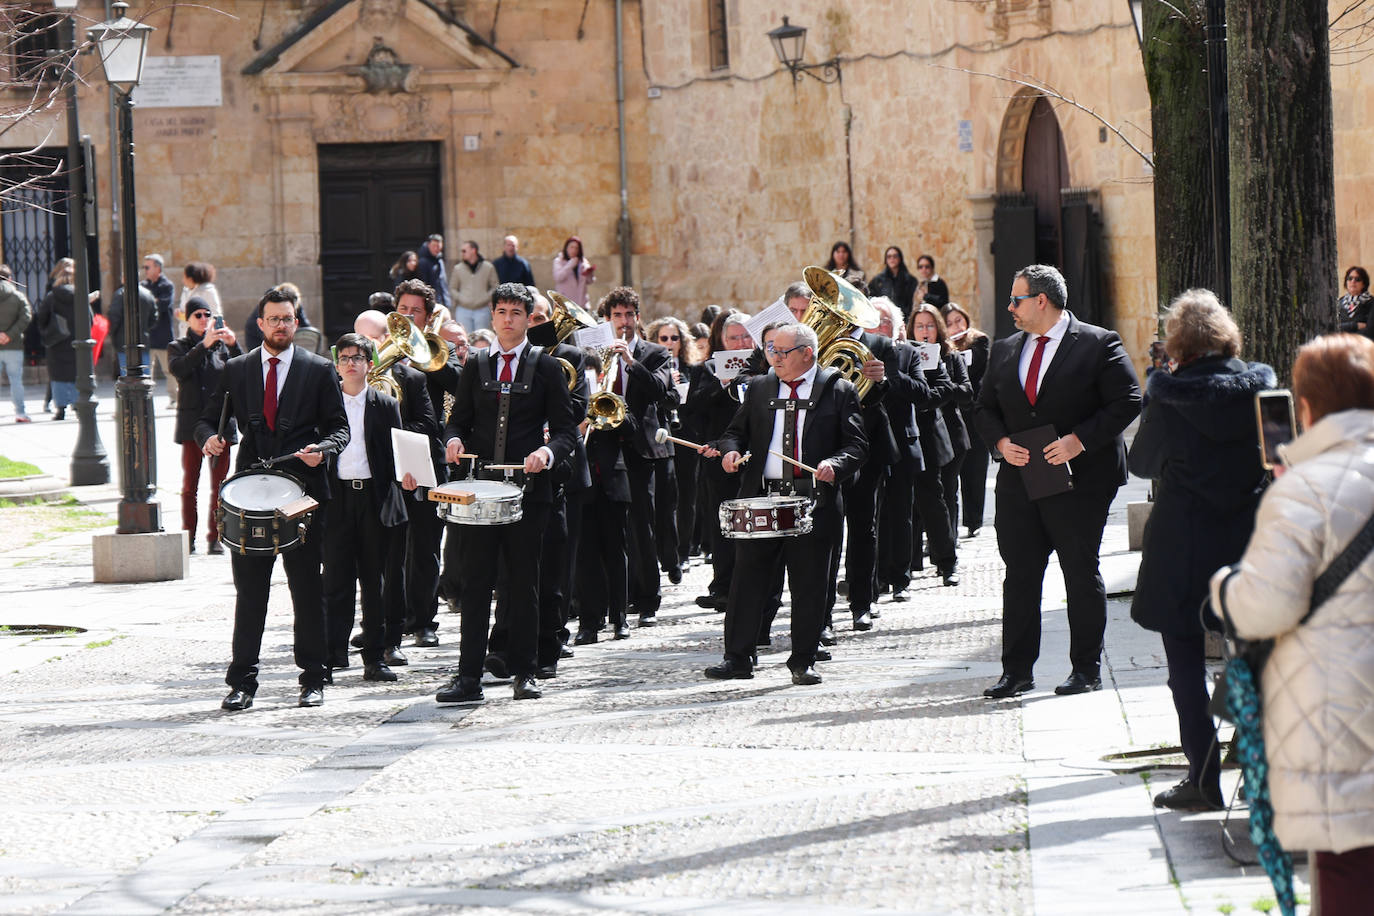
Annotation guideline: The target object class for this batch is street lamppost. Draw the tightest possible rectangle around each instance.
[88,1,157,533]
[766,17,840,85]
[53,0,109,486]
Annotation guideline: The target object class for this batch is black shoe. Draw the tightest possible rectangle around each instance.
[791,667,822,686]
[891,587,909,602]
[638,613,657,627]
[221,689,253,711]
[613,623,631,639]
[483,654,511,680]
[668,564,683,584]
[363,663,398,682]
[574,629,599,645]
[967,526,981,538]
[942,571,960,587]
[814,648,832,662]
[559,644,575,659]
[536,665,558,679]
[322,669,333,685]
[329,652,350,670]
[704,658,754,680]
[414,628,439,648]
[350,633,365,649]
[383,646,408,667]
[694,594,719,609]
[852,611,873,632]
[53,406,65,421]
[298,686,324,707]
[819,627,836,646]
[869,607,881,619]
[837,581,849,597]
[983,674,1035,699]
[188,540,198,555]
[445,597,461,615]
[1054,671,1103,695]
[436,675,483,704]
[1153,779,1223,811]
[207,539,224,555]
[513,675,542,699]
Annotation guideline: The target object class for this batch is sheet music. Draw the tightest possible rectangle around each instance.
[391,428,438,488]
[914,342,942,370]
[744,301,797,347]
[573,322,615,350]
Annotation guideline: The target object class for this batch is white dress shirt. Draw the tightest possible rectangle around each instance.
[1017,309,1071,398]
[336,388,371,479]
[260,344,295,399]
[763,363,819,480]
[488,337,555,468]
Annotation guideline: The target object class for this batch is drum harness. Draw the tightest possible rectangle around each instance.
[471,344,545,485]
[762,370,838,499]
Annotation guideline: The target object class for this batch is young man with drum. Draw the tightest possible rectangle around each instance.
[437,283,579,704]
[197,287,350,711]
[701,323,868,686]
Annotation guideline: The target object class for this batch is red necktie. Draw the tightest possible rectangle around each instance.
[264,356,280,430]
[787,379,804,477]
[1024,335,1050,407]
[499,352,515,383]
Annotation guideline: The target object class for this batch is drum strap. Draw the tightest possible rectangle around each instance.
[766,371,838,477]
[478,345,543,463]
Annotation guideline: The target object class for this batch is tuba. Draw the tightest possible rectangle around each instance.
[367,312,435,405]
[801,266,879,400]
[547,290,598,390]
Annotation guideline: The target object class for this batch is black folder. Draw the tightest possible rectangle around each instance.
[1011,424,1074,500]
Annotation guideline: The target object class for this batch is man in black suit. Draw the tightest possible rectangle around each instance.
[436,283,578,704]
[974,264,1141,698]
[198,288,350,711]
[703,323,868,685]
[322,333,409,683]
[600,287,674,626]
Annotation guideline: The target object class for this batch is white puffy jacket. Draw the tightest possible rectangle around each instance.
[1210,408,1374,853]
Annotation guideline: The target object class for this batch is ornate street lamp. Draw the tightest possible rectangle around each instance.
[88,1,159,533]
[53,0,109,486]
[766,17,839,85]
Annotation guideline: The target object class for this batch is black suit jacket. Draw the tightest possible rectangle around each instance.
[618,337,674,459]
[882,340,937,465]
[973,312,1142,493]
[442,344,578,503]
[718,367,868,509]
[852,330,906,468]
[196,345,350,503]
[332,387,409,528]
[550,341,593,493]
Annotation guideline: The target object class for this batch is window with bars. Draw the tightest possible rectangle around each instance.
[8,12,65,85]
[707,0,728,71]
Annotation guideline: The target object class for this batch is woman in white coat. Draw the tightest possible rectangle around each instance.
[1210,333,1374,914]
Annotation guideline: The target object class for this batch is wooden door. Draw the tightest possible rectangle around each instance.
[1021,97,1069,268]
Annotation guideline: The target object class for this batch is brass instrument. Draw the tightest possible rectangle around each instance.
[587,331,629,431]
[367,312,434,404]
[801,266,880,400]
[547,290,598,391]
[418,311,452,373]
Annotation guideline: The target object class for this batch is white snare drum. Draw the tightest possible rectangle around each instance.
[719,495,814,539]
[217,469,319,555]
[430,479,524,526]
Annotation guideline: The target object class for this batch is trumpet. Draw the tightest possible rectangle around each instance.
[587,328,630,431]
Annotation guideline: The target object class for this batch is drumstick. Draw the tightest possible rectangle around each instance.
[654,427,750,464]
[217,392,231,444]
[485,463,526,471]
[769,449,818,476]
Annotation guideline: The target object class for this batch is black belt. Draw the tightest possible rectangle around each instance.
[340,478,372,490]
[765,478,813,497]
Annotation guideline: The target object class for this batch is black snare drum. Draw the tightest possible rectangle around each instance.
[217,469,319,555]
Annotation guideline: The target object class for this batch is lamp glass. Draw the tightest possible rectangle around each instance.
[88,14,152,93]
[52,1,80,9]
[767,18,807,69]
[1129,0,1144,44]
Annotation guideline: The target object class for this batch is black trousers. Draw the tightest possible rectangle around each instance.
[671,447,699,565]
[724,503,840,672]
[995,475,1114,678]
[912,463,958,573]
[1161,631,1221,793]
[838,461,886,612]
[492,487,574,667]
[702,464,739,600]
[226,506,329,692]
[959,411,990,531]
[577,490,629,632]
[455,499,550,679]
[323,483,393,666]
[878,454,918,590]
[940,445,967,540]
[404,495,443,632]
[653,454,679,571]
[380,513,408,649]
[624,451,662,616]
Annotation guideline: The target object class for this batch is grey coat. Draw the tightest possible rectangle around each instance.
[0,279,31,351]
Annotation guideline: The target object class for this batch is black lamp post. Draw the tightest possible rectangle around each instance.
[88,1,158,533]
[767,17,840,84]
[54,0,109,486]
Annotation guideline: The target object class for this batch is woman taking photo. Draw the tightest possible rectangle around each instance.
[1336,265,1371,333]
[913,254,950,310]
[869,246,918,320]
[646,316,700,581]
[553,236,595,306]
[825,242,865,283]
[1211,333,1374,912]
[943,302,991,535]
[1130,289,1274,812]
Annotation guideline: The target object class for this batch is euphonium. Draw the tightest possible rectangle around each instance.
[547,290,598,391]
[801,265,880,400]
[367,312,433,405]
[417,311,451,373]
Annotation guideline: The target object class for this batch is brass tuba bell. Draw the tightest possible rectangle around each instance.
[367,312,434,404]
[547,290,598,391]
[801,266,880,400]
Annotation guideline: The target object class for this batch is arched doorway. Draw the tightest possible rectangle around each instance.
[1022,96,1070,267]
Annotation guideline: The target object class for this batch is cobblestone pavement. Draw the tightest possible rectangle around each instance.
[0,388,1309,914]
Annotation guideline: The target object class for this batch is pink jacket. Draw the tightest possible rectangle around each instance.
[552,254,593,306]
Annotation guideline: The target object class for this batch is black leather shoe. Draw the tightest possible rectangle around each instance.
[869,607,881,619]
[414,628,439,648]
[791,667,822,686]
[614,623,632,639]
[704,658,753,680]
[574,629,599,645]
[819,627,836,646]
[1054,671,1103,695]
[814,648,832,662]
[298,686,324,707]
[536,665,558,679]
[513,675,542,699]
[668,564,683,584]
[837,581,849,597]
[891,587,909,602]
[363,663,398,682]
[350,633,364,649]
[967,526,981,538]
[436,675,483,704]
[694,594,718,609]
[207,539,224,555]
[1153,779,1223,811]
[941,566,961,587]
[559,644,575,659]
[221,689,253,711]
[484,654,511,680]
[852,611,873,632]
[638,613,657,627]
[983,674,1035,699]
[383,646,408,667]
[188,540,198,555]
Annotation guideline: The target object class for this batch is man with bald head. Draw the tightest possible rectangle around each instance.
[493,235,535,287]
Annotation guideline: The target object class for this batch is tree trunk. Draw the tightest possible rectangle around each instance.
[1142,2,1216,314]
[1227,0,1338,380]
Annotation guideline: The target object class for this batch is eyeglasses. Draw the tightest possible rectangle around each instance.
[262,315,297,327]
[189,312,211,321]
[336,354,369,366]
[1008,294,1037,308]
[766,343,807,358]
[658,335,680,342]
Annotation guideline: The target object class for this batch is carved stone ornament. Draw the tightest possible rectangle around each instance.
[358,0,406,33]
[316,93,434,143]
[355,39,415,93]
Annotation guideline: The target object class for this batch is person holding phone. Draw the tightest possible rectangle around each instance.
[552,235,595,306]
[1127,289,1276,810]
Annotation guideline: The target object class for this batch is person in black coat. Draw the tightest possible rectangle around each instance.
[36,282,90,417]
[168,297,242,554]
[1128,290,1274,811]
[907,304,961,585]
[868,246,919,320]
[913,254,951,310]
[944,303,992,536]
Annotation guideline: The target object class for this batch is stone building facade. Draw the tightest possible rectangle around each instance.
[0,0,1368,370]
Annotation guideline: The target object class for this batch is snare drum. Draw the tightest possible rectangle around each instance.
[217,469,319,555]
[719,495,814,539]
[430,479,524,526]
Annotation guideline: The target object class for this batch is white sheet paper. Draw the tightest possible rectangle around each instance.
[959,347,975,366]
[573,322,615,350]
[914,342,942,370]
[744,301,797,347]
[391,428,438,488]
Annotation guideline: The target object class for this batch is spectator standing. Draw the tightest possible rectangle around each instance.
[0,265,32,422]
[142,253,177,406]
[390,250,420,286]
[449,240,498,333]
[107,283,155,377]
[1210,333,1374,912]
[552,236,595,306]
[943,302,991,536]
[177,261,221,339]
[168,297,242,555]
[493,235,535,287]
[869,246,919,320]
[416,235,450,309]
[36,264,92,420]
[825,242,865,284]
[913,254,950,310]
[1336,265,1371,334]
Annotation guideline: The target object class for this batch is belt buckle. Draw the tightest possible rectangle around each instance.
[350,479,364,490]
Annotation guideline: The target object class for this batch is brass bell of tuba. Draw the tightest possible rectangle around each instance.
[801,265,880,400]
[547,290,599,391]
[367,312,434,404]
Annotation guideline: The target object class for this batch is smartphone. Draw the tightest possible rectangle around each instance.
[213,315,225,330]
[1255,389,1297,470]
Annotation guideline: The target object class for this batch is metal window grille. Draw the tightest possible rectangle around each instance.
[8,13,65,85]
[707,0,729,71]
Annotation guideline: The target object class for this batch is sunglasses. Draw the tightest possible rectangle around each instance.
[190,311,211,320]
[658,334,680,341]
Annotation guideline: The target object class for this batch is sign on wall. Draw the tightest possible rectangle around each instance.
[131,56,223,108]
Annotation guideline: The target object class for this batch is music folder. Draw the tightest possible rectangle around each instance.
[1011,424,1074,500]
[391,428,438,489]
